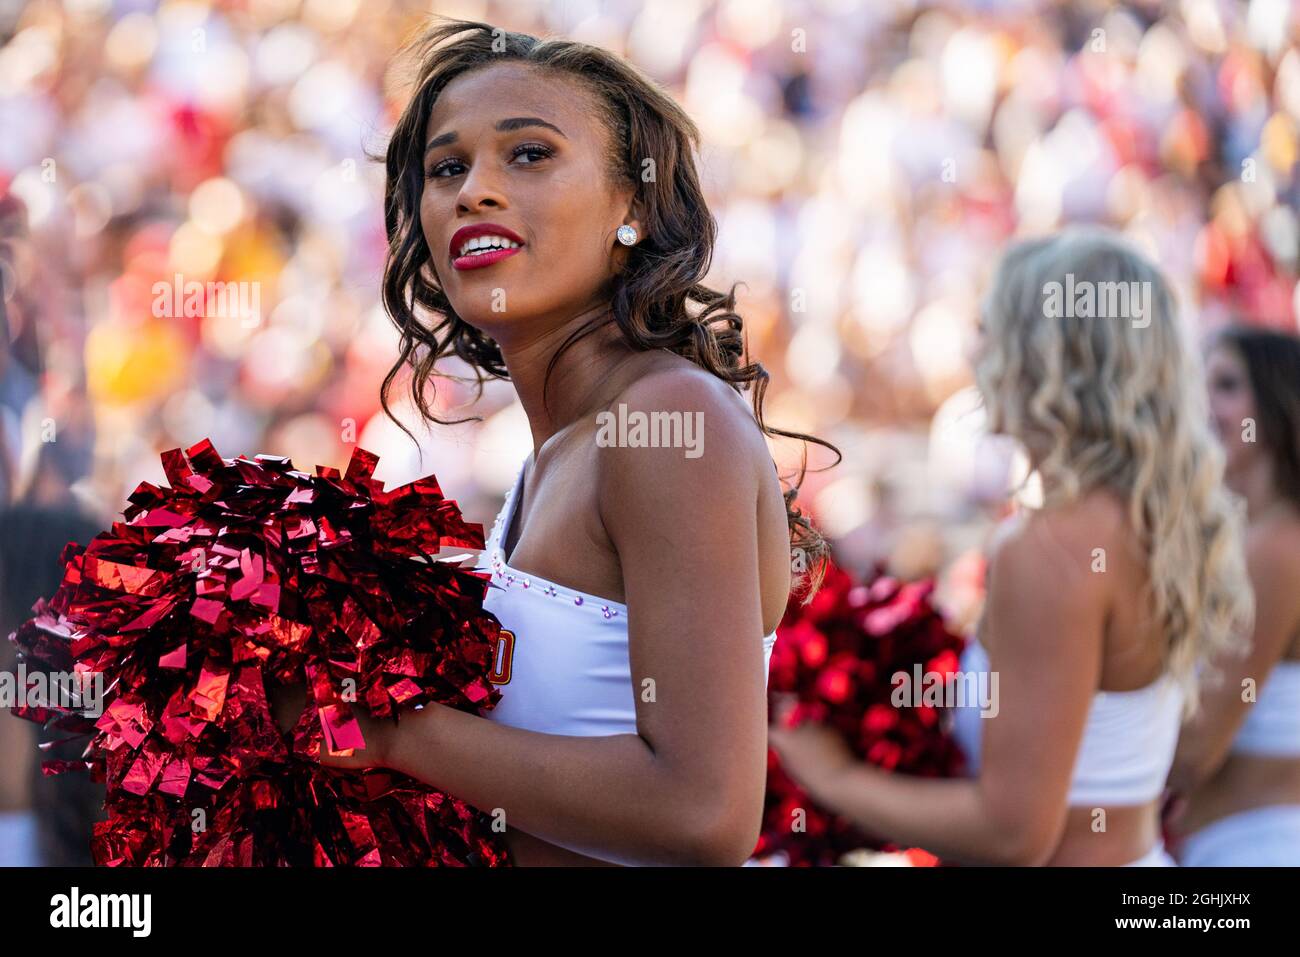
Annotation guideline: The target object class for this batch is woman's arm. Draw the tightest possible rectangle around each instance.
[325,370,775,866]
[382,704,726,865]
[770,506,1107,865]
[1167,526,1298,794]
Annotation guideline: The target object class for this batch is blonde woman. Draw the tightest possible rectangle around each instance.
[769,228,1252,866]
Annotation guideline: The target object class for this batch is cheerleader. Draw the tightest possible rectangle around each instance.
[1166,327,1300,866]
[308,17,839,866]
[769,228,1252,865]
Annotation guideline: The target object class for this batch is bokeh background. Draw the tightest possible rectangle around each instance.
[1,0,1298,864]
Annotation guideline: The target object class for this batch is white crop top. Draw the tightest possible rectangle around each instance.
[476,456,779,736]
[949,638,1184,806]
[1232,660,1300,756]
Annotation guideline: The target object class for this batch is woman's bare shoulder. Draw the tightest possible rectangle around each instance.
[593,358,773,526]
[1245,502,1300,581]
[605,356,769,459]
[990,491,1129,592]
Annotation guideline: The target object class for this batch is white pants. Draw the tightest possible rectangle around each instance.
[1176,804,1300,866]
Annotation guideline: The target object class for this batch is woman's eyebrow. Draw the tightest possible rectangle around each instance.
[425,117,568,154]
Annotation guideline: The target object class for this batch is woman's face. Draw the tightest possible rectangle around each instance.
[1206,343,1258,473]
[419,62,639,337]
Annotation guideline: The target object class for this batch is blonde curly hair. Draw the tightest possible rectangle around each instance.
[975,226,1253,716]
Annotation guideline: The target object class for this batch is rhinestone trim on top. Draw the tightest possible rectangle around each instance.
[486,477,626,620]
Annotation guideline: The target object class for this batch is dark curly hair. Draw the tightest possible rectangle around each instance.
[376,16,840,599]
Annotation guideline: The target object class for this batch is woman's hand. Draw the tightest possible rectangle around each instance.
[269,680,413,772]
[316,707,396,771]
[766,693,859,801]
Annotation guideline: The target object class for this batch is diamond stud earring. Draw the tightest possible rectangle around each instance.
[616,224,638,246]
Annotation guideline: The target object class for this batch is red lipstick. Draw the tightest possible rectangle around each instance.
[449,223,526,271]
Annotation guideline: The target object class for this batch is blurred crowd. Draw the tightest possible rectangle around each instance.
[1,0,1298,700]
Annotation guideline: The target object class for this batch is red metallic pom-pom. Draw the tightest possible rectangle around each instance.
[8,437,510,866]
[754,560,968,866]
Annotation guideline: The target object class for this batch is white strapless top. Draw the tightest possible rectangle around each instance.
[949,638,1184,807]
[475,456,778,736]
[1232,660,1300,756]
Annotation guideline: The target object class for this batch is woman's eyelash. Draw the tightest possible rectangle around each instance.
[512,142,554,161]
[426,143,554,178]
